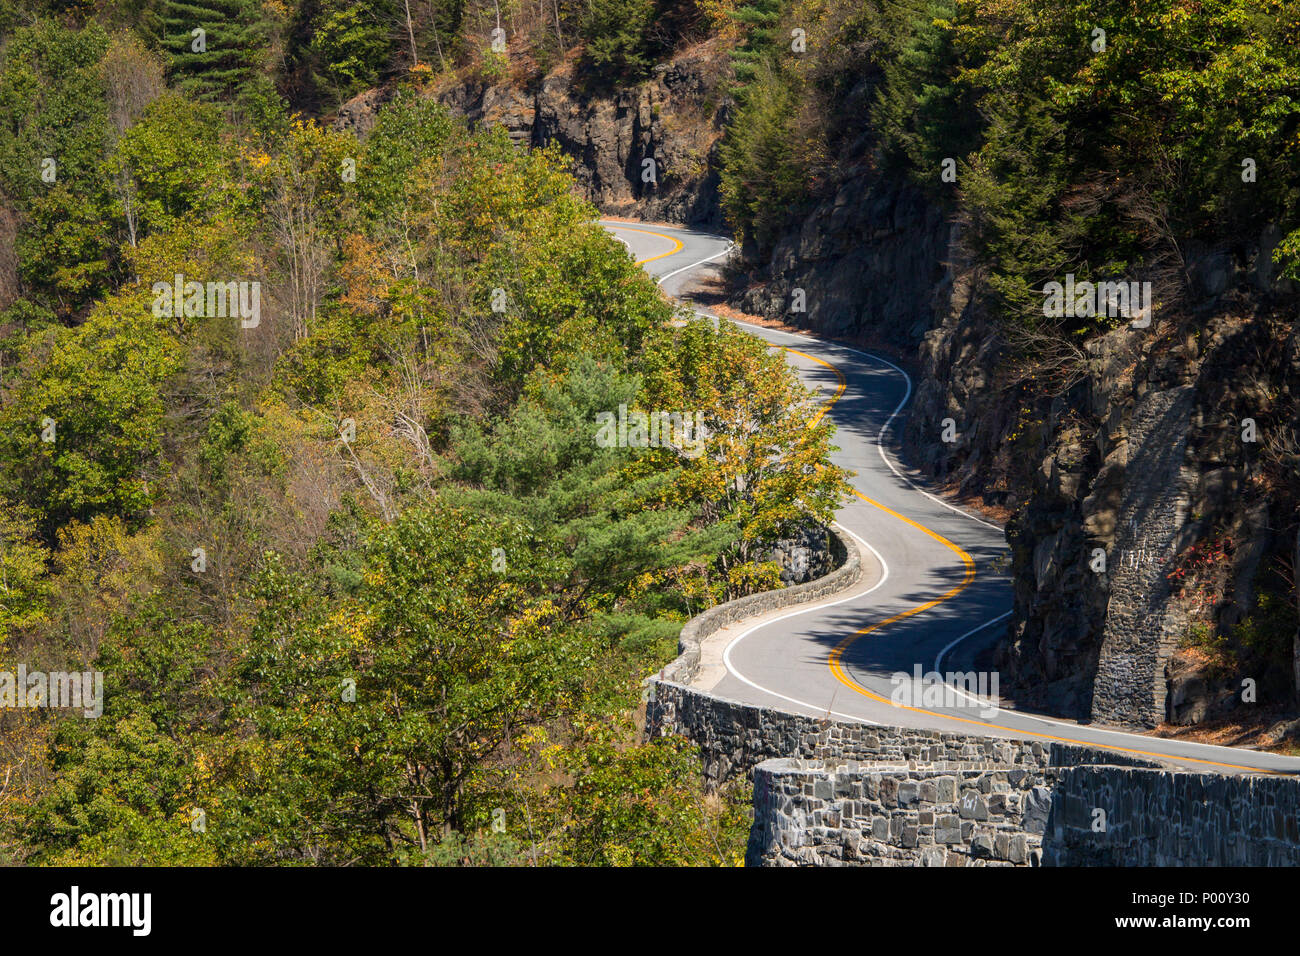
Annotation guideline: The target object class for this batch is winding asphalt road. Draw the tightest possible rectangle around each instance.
[602,219,1300,776]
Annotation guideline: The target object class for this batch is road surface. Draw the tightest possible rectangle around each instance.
[602,218,1300,776]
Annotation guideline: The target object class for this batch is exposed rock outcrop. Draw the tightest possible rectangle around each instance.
[726,151,1300,730]
[731,174,950,345]
[764,522,833,585]
[333,47,728,227]
[429,50,729,227]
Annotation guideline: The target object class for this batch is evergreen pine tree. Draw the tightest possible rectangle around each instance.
[161,0,268,102]
[729,0,783,86]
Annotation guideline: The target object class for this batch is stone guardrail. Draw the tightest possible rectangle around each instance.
[748,756,1300,866]
[1042,764,1300,866]
[644,678,1162,790]
[638,517,1289,867]
[748,758,1057,867]
[651,525,861,686]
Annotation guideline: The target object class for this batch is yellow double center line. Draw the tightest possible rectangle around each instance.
[623,224,1278,773]
[780,346,1276,775]
[783,347,976,697]
[613,225,684,266]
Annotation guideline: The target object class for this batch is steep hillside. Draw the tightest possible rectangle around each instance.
[0,1,866,865]
[712,0,1300,735]
[392,0,1300,737]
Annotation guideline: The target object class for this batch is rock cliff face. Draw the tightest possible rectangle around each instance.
[730,172,950,346]
[995,296,1300,726]
[335,48,729,228]
[729,159,1300,730]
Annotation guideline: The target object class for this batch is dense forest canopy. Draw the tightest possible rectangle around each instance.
[3,0,1300,864]
[0,0,855,865]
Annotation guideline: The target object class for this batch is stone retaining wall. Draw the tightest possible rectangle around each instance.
[654,527,860,684]
[1044,765,1300,866]
[644,679,1158,788]
[1090,385,1198,728]
[748,759,1057,866]
[746,756,1300,866]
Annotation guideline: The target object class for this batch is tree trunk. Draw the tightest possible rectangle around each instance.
[403,0,419,67]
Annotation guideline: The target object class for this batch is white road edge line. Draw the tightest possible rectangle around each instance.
[655,244,734,286]
[720,521,889,724]
[613,223,1296,768]
[928,611,1013,714]
[933,611,1014,675]
[728,319,1002,532]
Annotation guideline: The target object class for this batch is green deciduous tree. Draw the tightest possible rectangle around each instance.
[641,320,851,565]
[219,504,595,862]
[310,0,397,99]
[0,296,182,535]
[560,734,750,865]
[0,501,50,645]
[0,20,110,204]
